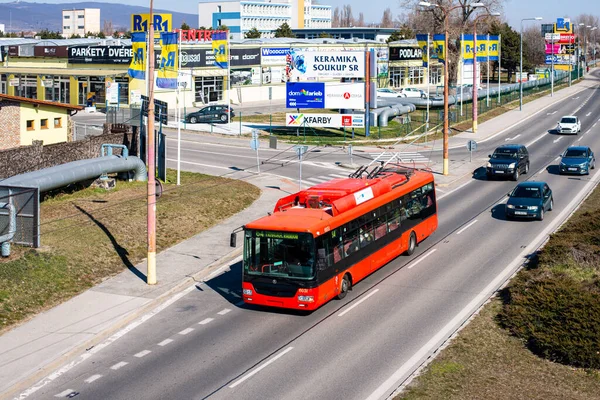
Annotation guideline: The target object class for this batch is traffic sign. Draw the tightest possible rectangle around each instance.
[141,95,168,124]
[294,145,308,157]
[467,140,477,151]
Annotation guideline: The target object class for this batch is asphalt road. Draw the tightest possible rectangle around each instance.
[29,73,600,400]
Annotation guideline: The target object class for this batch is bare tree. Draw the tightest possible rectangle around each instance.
[574,14,600,60]
[381,8,394,28]
[341,5,355,27]
[357,12,365,27]
[522,25,545,71]
[398,0,506,85]
[332,7,341,28]
[102,20,114,36]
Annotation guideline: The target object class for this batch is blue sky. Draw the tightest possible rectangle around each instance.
[2,0,599,29]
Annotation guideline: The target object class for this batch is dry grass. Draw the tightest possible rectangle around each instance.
[0,170,260,330]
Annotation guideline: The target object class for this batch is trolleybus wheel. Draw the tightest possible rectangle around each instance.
[337,274,351,300]
[405,231,417,256]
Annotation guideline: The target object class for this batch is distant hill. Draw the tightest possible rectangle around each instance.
[0,1,198,33]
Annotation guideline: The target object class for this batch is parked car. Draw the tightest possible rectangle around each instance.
[486,144,530,181]
[397,87,428,98]
[376,88,403,98]
[186,105,235,124]
[556,115,581,134]
[506,181,553,221]
[559,146,596,175]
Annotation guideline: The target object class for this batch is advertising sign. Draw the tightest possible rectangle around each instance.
[286,113,365,128]
[286,82,325,108]
[176,29,219,42]
[545,43,561,54]
[230,47,261,66]
[545,33,575,44]
[68,46,133,64]
[8,46,18,57]
[286,50,365,80]
[131,13,172,37]
[545,54,575,65]
[389,46,423,61]
[324,82,365,109]
[261,47,289,65]
[34,46,68,57]
[106,81,120,105]
[9,78,19,86]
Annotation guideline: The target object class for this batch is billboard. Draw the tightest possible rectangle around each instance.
[68,46,133,64]
[34,46,68,57]
[389,46,423,61]
[545,54,575,65]
[230,47,261,66]
[261,47,289,65]
[324,82,364,109]
[131,13,172,37]
[286,113,365,128]
[286,50,365,80]
[286,82,325,108]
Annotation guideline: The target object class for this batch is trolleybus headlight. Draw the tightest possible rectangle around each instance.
[243,289,253,296]
[298,295,314,303]
[527,206,538,210]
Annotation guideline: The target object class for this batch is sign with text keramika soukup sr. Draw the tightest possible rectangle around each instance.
[286,51,365,80]
[131,14,172,36]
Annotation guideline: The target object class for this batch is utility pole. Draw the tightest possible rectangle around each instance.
[147,0,157,285]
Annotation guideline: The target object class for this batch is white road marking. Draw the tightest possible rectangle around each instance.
[158,339,173,346]
[547,111,557,115]
[594,123,597,128]
[408,249,437,269]
[135,350,151,358]
[586,129,591,134]
[435,188,446,193]
[553,137,563,143]
[367,167,600,400]
[329,173,349,179]
[110,361,128,370]
[179,328,194,335]
[526,132,547,147]
[84,375,103,384]
[456,220,478,235]
[17,285,197,399]
[203,256,242,282]
[199,318,214,325]
[437,180,473,200]
[573,96,580,99]
[578,137,584,142]
[505,134,521,141]
[338,289,380,317]
[229,347,294,388]
[306,176,330,183]
[166,158,234,171]
[218,309,232,315]
[586,112,592,116]
[54,389,76,397]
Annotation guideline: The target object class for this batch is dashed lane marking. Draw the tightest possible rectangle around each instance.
[158,339,173,346]
[179,328,194,335]
[84,375,102,384]
[134,350,151,358]
[110,361,128,370]
[217,309,232,315]
[199,318,214,325]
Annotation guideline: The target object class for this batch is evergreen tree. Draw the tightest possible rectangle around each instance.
[181,21,191,30]
[244,27,261,39]
[318,32,333,38]
[274,22,295,38]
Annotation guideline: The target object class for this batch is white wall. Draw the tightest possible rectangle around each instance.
[198,0,240,28]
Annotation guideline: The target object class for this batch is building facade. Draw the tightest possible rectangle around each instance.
[0,94,83,150]
[62,8,101,38]
[198,0,331,39]
[293,27,396,42]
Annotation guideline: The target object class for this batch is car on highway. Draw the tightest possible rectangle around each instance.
[559,146,596,175]
[506,181,553,221]
[186,105,235,124]
[376,88,404,98]
[486,144,530,181]
[397,87,428,98]
[556,115,581,134]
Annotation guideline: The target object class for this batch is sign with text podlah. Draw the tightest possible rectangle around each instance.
[286,113,365,128]
[286,50,365,80]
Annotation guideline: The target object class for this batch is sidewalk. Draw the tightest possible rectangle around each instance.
[0,73,595,399]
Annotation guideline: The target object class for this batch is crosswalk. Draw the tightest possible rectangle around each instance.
[370,151,431,164]
[301,173,350,188]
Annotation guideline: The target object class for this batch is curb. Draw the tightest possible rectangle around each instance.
[1,247,243,400]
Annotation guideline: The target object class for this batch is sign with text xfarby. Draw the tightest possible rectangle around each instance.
[286,50,365,80]
[286,113,365,128]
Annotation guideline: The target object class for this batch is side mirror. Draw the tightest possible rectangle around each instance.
[230,232,237,248]
[507,192,511,197]
[488,154,492,158]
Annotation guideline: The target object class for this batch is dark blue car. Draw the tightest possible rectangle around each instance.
[559,146,596,175]
[506,181,553,221]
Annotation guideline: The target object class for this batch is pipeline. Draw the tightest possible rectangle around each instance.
[0,202,16,257]
[378,104,417,127]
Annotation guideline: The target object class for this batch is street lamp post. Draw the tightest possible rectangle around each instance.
[419,1,484,175]
[520,17,542,111]
[472,12,500,132]
[578,23,585,80]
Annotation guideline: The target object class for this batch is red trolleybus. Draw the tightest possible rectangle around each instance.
[239,165,438,311]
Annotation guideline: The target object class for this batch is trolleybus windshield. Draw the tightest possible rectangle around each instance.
[244,230,315,280]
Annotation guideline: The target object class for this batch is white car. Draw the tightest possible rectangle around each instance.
[557,115,581,134]
[376,88,403,98]
[397,87,428,98]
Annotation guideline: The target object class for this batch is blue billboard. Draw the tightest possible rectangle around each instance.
[286,82,325,109]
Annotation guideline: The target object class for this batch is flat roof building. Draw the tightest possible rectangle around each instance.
[62,8,101,38]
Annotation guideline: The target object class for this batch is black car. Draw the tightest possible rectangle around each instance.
[486,144,530,181]
[186,105,235,124]
[506,181,553,221]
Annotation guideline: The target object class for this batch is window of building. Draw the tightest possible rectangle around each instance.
[63,26,70,30]
[27,120,34,131]
[54,117,62,128]
[389,67,406,88]
[40,119,48,129]
[78,15,85,18]
[115,76,129,105]
[194,76,224,103]
[78,25,85,29]
[408,67,425,85]
[429,65,442,85]
[64,15,70,19]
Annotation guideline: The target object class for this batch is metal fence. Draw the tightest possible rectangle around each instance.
[73,123,104,141]
[106,106,142,126]
[0,186,40,248]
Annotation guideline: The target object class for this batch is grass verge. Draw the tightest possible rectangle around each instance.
[0,169,260,331]
[397,177,600,399]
